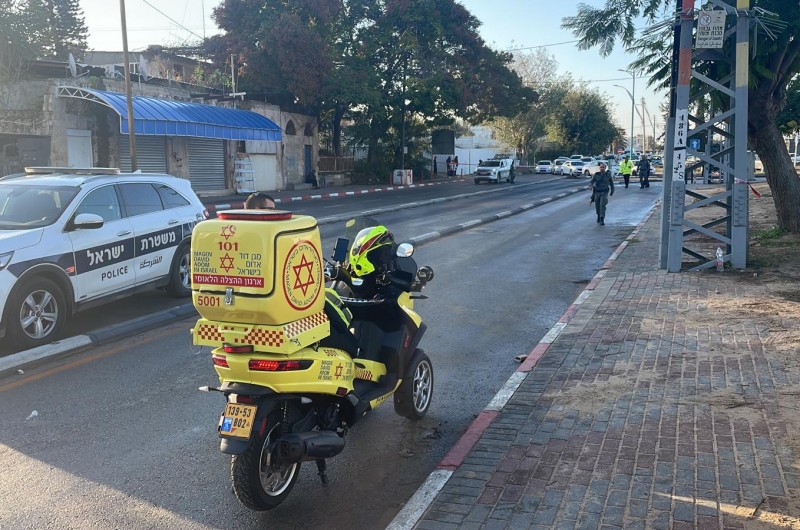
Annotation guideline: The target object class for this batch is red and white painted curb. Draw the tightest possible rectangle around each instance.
[387,205,659,530]
[203,180,461,215]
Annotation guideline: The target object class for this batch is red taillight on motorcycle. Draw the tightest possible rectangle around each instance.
[223,344,254,354]
[336,387,348,396]
[248,359,312,371]
[212,354,229,368]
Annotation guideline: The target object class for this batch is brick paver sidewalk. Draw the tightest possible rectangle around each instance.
[415,210,800,529]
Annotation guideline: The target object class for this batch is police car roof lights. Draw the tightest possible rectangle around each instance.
[217,210,293,221]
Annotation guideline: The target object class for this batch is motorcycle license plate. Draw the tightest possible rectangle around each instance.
[219,403,257,439]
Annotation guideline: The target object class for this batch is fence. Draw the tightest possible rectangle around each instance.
[319,156,355,172]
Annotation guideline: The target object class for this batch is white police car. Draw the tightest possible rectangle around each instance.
[0,167,206,350]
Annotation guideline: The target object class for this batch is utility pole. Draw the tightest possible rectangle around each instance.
[120,0,137,171]
[641,97,648,152]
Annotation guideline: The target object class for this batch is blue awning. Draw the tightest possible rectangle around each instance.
[58,86,282,142]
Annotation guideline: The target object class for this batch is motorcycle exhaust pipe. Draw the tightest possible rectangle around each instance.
[277,431,345,464]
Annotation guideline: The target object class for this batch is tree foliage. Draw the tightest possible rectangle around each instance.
[563,0,800,232]
[546,86,621,155]
[207,0,533,166]
[0,0,87,79]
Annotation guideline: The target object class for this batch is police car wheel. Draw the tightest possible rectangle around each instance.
[6,277,66,349]
[166,242,192,297]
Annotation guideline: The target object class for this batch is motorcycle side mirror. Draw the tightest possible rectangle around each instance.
[332,237,349,262]
[396,243,414,258]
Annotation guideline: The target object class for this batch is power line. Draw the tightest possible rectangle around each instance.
[136,0,204,40]
[505,40,581,52]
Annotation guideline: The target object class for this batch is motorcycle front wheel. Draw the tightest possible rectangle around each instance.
[396,350,434,420]
[231,416,301,511]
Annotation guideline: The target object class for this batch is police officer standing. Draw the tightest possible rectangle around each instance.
[619,155,634,188]
[590,161,614,225]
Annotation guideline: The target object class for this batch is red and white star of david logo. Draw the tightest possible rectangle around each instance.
[220,253,234,272]
[292,254,315,295]
[282,241,322,310]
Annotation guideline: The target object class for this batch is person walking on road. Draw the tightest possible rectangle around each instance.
[508,160,516,183]
[590,161,614,225]
[619,155,634,188]
[637,154,651,188]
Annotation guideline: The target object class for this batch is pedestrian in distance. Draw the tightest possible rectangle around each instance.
[445,155,452,176]
[305,170,319,189]
[453,155,459,174]
[590,161,614,225]
[508,159,516,183]
[619,155,634,188]
[244,191,276,210]
[433,156,438,176]
[637,154,651,188]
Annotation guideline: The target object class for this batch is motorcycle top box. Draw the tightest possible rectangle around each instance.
[190,210,329,354]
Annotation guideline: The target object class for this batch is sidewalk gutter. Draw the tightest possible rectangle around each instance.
[387,203,660,530]
[0,181,588,379]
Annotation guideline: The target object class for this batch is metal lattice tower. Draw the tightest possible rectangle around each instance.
[659,0,752,272]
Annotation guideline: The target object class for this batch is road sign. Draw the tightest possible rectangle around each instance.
[689,138,701,150]
[696,10,726,49]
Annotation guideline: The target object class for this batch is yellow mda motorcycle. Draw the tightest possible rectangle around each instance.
[190,210,434,510]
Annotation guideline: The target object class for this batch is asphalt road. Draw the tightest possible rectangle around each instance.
[0,178,660,529]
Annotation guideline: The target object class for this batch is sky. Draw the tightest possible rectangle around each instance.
[78,0,667,147]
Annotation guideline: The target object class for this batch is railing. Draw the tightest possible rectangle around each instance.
[319,156,354,172]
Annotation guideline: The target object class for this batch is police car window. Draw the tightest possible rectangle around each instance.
[119,183,163,217]
[75,186,121,222]
[155,184,190,208]
[0,186,78,229]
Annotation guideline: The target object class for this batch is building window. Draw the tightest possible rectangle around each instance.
[304,123,313,137]
[286,120,296,135]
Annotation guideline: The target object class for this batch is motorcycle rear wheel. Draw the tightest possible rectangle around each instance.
[231,417,301,511]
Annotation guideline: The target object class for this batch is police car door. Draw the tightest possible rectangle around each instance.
[118,182,179,285]
[68,184,136,300]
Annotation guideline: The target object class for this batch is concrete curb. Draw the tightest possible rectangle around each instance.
[387,203,660,530]
[0,303,198,378]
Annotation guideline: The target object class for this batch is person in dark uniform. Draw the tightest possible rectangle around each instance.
[637,155,651,188]
[590,162,614,225]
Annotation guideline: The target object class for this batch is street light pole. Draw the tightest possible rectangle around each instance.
[617,69,636,156]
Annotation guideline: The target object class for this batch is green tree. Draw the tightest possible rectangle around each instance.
[41,0,87,59]
[1,0,87,79]
[546,86,621,156]
[208,0,533,166]
[563,0,800,232]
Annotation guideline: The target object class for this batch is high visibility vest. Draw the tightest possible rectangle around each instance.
[619,160,634,175]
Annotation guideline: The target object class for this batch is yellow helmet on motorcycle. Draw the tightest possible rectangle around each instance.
[349,225,394,277]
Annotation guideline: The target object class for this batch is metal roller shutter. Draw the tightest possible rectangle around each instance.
[118,136,167,173]
[188,138,226,191]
